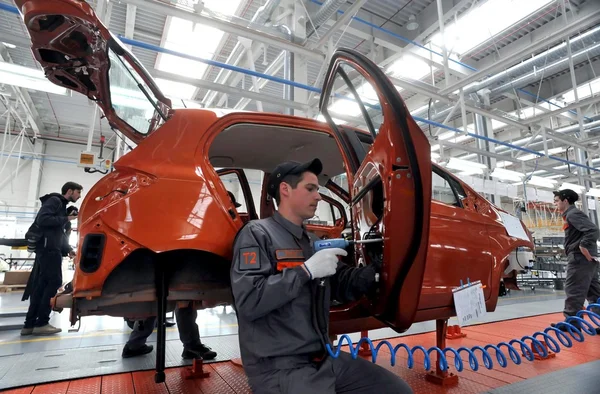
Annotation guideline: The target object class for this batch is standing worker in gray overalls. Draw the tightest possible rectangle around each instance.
[230,158,413,394]
[552,189,600,333]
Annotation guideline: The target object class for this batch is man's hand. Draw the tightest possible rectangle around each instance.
[67,215,77,221]
[303,248,348,279]
[580,245,594,262]
[68,250,76,259]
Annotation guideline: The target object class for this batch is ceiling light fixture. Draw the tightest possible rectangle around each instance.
[586,189,600,198]
[491,168,525,182]
[406,15,419,31]
[560,183,585,193]
[445,157,487,174]
[0,61,68,96]
[525,176,558,189]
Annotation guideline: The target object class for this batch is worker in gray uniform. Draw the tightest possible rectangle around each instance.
[231,158,413,394]
[552,189,600,333]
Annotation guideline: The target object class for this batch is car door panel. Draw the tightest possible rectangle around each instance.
[319,49,432,331]
[419,201,492,310]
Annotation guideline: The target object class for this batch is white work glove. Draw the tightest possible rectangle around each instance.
[303,248,348,280]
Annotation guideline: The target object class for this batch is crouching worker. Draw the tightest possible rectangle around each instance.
[230,158,413,394]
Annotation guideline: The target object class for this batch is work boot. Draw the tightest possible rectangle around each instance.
[122,344,153,358]
[32,324,61,335]
[20,327,33,336]
[182,343,217,360]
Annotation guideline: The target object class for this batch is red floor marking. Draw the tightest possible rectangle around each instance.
[100,373,135,394]
[30,381,69,394]
[192,364,237,394]
[6,312,600,393]
[1,387,34,394]
[65,376,101,394]
[211,362,252,394]
[164,368,204,394]
[131,371,169,394]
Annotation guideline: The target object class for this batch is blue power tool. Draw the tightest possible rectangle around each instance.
[313,238,383,252]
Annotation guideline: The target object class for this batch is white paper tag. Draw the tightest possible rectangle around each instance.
[498,211,530,241]
[452,281,487,327]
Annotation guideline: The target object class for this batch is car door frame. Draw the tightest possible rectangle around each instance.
[215,168,259,221]
[305,193,348,240]
[319,48,432,331]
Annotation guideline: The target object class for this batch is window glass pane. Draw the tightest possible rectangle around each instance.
[219,173,248,213]
[306,200,336,226]
[448,177,467,200]
[324,63,383,137]
[432,171,458,205]
[108,49,161,135]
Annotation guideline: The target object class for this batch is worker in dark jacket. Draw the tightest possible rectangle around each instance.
[231,158,413,394]
[61,206,78,258]
[21,182,82,336]
[552,189,600,333]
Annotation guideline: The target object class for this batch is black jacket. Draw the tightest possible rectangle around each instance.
[36,193,70,252]
[22,193,71,301]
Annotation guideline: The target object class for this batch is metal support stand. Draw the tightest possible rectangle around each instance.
[358,330,372,357]
[154,259,168,384]
[525,341,556,361]
[184,358,210,380]
[425,319,459,387]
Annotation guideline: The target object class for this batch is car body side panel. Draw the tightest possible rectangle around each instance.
[418,201,492,310]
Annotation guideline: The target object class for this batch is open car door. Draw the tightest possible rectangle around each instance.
[320,49,432,331]
[13,0,172,144]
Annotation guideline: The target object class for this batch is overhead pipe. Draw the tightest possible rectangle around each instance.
[465,25,600,96]
[305,0,346,39]
[3,1,588,124]
[3,5,599,175]
[118,37,600,174]
[305,0,596,122]
[489,41,600,98]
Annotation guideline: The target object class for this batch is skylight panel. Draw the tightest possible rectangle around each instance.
[155,0,241,100]
[429,0,553,56]
[387,54,436,81]
[561,76,600,104]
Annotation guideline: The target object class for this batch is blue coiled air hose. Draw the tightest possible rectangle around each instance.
[325,301,600,372]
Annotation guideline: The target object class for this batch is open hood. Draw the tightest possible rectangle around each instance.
[14,0,172,144]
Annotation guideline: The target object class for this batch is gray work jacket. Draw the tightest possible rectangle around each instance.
[230,211,377,376]
[563,205,599,257]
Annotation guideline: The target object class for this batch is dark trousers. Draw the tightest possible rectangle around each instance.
[24,250,63,328]
[126,305,201,350]
[564,253,600,317]
[246,351,413,394]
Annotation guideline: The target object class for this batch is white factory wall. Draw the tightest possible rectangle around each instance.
[0,153,34,208]
[0,141,106,258]
[37,141,105,208]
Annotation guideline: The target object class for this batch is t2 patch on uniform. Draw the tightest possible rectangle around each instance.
[239,247,261,271]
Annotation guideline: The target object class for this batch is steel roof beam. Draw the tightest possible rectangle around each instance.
[150,69,309,112]
[119,0,325,61]
[439,7,600,95]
